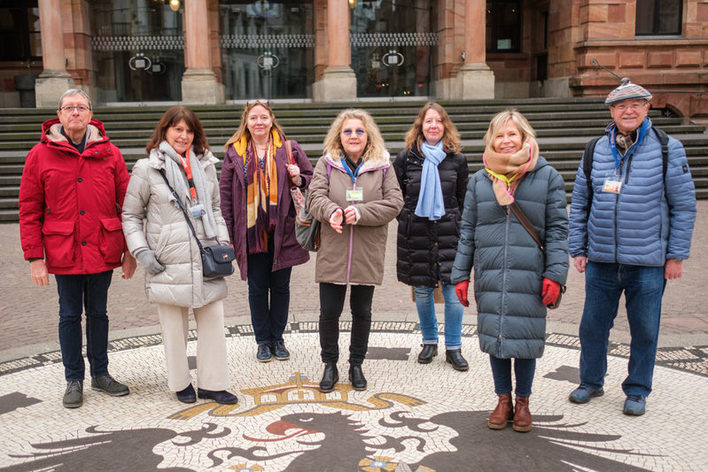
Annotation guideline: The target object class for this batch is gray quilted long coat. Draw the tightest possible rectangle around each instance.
[450,157,569,359]
[122,148,230,308]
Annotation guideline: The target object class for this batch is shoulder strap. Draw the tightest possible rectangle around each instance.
[158,170,205,255]
[509,201,545,255]
[583,137,601,191]
[285,139,294,165]
[652,127,669,183]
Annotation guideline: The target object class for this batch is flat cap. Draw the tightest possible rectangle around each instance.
[605,78,652,105]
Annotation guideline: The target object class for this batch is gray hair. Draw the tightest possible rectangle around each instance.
[57,89,92,111]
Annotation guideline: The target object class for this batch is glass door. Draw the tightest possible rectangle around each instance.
[350,0,435,98]
[91,0,184,103]
[219,0,315,100]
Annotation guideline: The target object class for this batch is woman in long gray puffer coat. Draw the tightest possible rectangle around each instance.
[451,109,568,433]
[122,106,237,406]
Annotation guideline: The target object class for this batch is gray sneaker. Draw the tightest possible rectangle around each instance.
[63,380,83,408]
[91,374,129,397]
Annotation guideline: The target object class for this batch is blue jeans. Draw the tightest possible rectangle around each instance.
[579,262,666,397]
[414,283,463,349]
[55,271,113,381]
[247,239,292,346]
[489,355,536,397]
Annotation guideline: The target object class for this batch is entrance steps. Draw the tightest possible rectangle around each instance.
[0,97,706,222]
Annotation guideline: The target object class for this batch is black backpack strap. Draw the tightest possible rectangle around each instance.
[582,136,601,219]
[652,127,669,184]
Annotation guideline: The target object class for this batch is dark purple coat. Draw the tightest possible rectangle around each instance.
[219,137,313,280]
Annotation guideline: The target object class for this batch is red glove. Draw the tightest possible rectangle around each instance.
[542,278,561,306]
[455,280,470,307]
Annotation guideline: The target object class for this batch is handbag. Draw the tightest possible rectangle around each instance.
[159,171,235,278]
[509,201,566,309]
[410,285,445,304]
[294,161,334,252]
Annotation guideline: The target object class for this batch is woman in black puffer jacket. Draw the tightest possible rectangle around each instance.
[393,102,469,371]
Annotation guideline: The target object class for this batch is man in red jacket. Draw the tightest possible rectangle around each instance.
[19,89,136,408]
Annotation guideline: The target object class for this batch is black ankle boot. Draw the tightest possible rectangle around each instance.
[417,344,438,364]
[349,364,367,390]
[445,349,469,371]
[319,362,338,393]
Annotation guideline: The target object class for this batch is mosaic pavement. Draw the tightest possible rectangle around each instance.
[0,323,707,472]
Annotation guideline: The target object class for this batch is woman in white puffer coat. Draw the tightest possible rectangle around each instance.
[122,106,237,405]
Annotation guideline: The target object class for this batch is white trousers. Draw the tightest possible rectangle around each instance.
[157,301,230,392]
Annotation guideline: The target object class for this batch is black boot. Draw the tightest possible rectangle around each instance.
[445,349,469,371]
[319,362,338,393]
[417,344,438,364]
[349,364,367,391]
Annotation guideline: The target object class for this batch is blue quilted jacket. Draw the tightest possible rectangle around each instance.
[451,157,569,359]
[569,119,696,266]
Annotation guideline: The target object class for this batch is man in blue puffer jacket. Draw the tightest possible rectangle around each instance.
[567,80,696,416]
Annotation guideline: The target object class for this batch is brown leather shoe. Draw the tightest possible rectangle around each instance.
[487,393,513,430]
[512,396,532,432]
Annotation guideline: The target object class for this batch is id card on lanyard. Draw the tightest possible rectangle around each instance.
[178,149,205,217]
[603,130,623,194]
[343,159,364,202]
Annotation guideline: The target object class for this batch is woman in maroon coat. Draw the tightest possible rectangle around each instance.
[220,100,313,362]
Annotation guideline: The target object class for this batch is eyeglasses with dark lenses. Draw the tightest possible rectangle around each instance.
[342,128,366,137]
[246,99,270,106]
[60,105,91,113]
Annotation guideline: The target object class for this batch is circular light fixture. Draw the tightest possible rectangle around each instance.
[169,0,180,12]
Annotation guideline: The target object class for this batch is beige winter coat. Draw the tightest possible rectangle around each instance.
[122,148,230,308]
[307,152,403,285]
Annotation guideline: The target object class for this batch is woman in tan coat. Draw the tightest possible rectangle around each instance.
[122,106,237,405]
[306,109,403,393]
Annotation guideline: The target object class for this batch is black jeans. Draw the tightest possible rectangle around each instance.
[319,283,374,365]
[55,270,113,381]
[246,239,292,345]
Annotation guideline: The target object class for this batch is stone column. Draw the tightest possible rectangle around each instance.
[181,0,224,104]
[35,0,75,108]
[313,0,356,102]
[458,0,494,99]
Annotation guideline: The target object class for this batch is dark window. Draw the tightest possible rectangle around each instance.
[636,0,682,35]
[486,0,521,53]
[0,1,40,61]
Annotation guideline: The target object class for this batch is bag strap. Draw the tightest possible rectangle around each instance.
[509,201,545,255]
[158,170,205,255]
[285,139,294,165]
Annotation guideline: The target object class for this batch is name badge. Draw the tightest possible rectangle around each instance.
[189,204,206,218]
[346,188,364,202]
[602,176,622,194]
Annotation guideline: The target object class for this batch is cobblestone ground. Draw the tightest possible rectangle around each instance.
[0,204,706,471]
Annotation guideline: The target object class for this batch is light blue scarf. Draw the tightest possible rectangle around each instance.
[415,140,446,220]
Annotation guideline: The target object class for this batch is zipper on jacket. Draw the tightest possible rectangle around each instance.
[613,158,626,263]
[499,207,511,349]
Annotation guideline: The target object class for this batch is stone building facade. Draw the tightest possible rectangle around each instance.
[0,0,705,119]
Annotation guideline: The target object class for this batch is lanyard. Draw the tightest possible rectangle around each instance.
[178,148,197,200]
[608,118,649,172]
[342,158,363,184]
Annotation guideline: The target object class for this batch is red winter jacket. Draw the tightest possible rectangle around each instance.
[19,118,130,274]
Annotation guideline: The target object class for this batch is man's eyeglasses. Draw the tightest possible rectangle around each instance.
[612,102,647,112]
[60,105,91,113]
[342,128,366,137]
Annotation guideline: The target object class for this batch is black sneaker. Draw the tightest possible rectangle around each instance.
[257,343,273,362]
[91,374,129,396]
[272,340,290,361]
[63,380,83,408]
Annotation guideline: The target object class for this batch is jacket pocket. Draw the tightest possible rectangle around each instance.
[42,220,75,267]
[99,217,125,265]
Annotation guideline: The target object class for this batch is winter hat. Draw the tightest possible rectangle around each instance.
[605,78,652,105]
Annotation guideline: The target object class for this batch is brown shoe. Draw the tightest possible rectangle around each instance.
[512,396,532,432]
[487,393,513,430]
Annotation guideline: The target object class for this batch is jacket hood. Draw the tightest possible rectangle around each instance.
[324,150,391,174]
[42,118,108,145]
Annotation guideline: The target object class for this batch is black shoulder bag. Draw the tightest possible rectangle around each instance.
[509,201,566,309]
[159,170,235,278]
